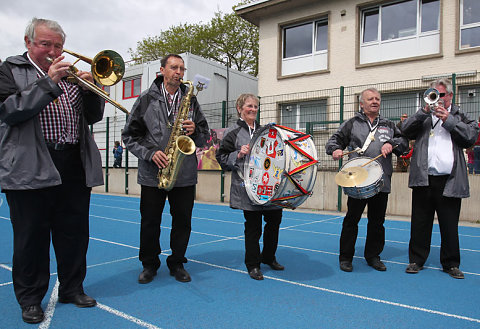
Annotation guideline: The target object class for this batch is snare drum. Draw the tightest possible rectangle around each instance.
[244,124,318,209]
[341,157,384,199]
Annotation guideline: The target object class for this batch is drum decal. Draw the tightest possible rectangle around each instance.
[266,140,278,158]
[263,158,271,170]
[262,172,270,185]
[268,129,277,139]
[272,163,283,179]
[260,137,266,148]
[257,185,273,196]
[253,156,261,168]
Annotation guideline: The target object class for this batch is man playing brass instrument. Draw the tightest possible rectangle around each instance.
[402,78,479,279]
[0,18,104,323]
[122,54,209,284]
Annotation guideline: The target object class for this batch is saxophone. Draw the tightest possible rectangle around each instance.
[157,80,197,190]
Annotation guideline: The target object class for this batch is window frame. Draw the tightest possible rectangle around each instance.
[278,13,330,78]
[358,0,441,66]
[122,77,141,100]
[457,0,480,52]
[279,99,328,132]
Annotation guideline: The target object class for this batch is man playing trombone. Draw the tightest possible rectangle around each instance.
[0,18,104,323]
[326,88,407,273]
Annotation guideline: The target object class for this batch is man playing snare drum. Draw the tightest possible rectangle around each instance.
[326,88,408,273]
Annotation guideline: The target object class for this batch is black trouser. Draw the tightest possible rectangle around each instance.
[408,175,461,269]
[339,192,388,263]
[243,209,282,271]
[5,146,91,307]
[139,185,194,271]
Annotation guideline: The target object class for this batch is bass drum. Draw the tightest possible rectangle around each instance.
[244,124,318,209]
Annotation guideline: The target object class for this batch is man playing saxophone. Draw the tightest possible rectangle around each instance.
[122,54,209,284]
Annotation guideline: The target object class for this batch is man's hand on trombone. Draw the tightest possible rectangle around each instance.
[47,55,94,87]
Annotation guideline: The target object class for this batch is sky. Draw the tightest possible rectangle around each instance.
[0,0,242,68]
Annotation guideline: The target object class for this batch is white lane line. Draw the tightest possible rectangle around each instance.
[90,237,139,250]
[87,232,480,278]
[39,279,59,329]
[188,258,480,324]
[96,303,162,329]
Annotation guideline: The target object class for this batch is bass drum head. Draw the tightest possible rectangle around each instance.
[244,124,318,209]
[244,125,287,205]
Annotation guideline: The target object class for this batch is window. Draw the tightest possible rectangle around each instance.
[380,92,422,120]
[123,77,141,99]
[280,100,327,131]
[360,0,440,64]
[281,16,328,76]
[382,0,417,40]
[363,9,379,43]
[458,86,480,117]
[283,23,312,58]
[460,0,480,49]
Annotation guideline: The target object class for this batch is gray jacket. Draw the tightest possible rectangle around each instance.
[122,76,209,187]
[326,111,408,193]
[216,119,278,211]
[401,105,479,198]
[0,53,105,190]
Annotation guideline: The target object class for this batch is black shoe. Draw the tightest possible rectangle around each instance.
[443,267,464,279]
[138,268,157,284]
[263,260,285,271]
[248,267,264,280]
[58,293,97,308]
[21,305,44,324]
[339,261,353,272]
[368,259,387,271]
[405,263,423,274]
[170,267,191,282]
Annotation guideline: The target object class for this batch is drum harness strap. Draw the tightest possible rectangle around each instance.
[353,119,378,155]
[270,124,318,208]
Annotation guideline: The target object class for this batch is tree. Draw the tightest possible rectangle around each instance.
[128,11,259,76]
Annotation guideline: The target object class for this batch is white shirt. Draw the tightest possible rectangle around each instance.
[427,106,454,175]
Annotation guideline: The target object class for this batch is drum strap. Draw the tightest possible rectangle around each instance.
[355,127,377,155]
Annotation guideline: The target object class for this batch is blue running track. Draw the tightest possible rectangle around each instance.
[0,193,479,328]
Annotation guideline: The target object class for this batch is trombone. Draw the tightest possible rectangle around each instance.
[47,49,129,114]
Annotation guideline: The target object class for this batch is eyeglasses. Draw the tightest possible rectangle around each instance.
[33,41,63,51]
[439,93,446,97]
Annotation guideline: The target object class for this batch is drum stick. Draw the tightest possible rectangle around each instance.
[360,145,398,167]
[342,149,358,157]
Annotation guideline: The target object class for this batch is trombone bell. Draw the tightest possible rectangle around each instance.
[92,50,125,86]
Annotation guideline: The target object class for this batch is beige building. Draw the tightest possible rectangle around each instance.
[236,0,479,96]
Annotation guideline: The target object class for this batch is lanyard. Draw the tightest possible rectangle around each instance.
[430,115,441,137]
[161,83,179,118]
